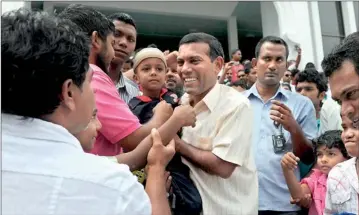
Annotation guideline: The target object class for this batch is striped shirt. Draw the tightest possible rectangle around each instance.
[116,74,140,104]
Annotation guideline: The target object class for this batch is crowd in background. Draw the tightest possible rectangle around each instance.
[2,4,359,215]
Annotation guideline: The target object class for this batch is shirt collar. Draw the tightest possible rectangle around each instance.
[181,83,221,113]
[2,113,83,151]
[202,83,221,112]
[117,74,126,89]
[246,83,289,102]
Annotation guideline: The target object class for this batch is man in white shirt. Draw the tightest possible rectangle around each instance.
[2,9,173,215]
[175,32,258,215]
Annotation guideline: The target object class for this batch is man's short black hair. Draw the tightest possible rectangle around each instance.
[2,8,90,118]
[179,32,224,61]
[255,36,289,59]
[290,68,300,78]
[321,31,359,78]
[125,59,134,67]
[304,62,316,70]
[107,12,136,29]
[296,68,328,93]
[58,4,115,41]
[231,48,241,57]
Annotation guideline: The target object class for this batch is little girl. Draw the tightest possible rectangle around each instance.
[324,114,359,215]
[281,130,350,215]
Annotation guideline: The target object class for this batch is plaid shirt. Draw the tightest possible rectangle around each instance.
[324,158,359,215]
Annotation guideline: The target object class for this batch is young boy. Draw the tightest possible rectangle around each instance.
[324,114,359,215]
[129,48,202,215]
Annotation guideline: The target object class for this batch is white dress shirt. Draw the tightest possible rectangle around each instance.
[181,84,258,215]
[2,113,151,215]
[318,98,342,136]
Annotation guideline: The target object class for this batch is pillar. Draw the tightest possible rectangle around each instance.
[341,1,358,36]
[227,16,238,58]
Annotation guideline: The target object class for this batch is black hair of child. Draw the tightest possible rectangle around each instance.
[312,130,351,159]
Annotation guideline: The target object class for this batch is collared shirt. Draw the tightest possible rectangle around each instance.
[244,84,317,211]
[325,158,359,215]
[2,113,151,215]
[181,83,258,215]
[116,73,140,104]
[300,169,328,215]
[90,64,141,156]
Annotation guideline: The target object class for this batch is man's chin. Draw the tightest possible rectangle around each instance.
[111,57,125,66]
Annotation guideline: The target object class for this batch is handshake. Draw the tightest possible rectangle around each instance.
[152,100,197,128]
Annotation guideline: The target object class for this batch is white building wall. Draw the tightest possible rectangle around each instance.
[1,1,30,14]
[341,1,358,36]
[261,1,324,71]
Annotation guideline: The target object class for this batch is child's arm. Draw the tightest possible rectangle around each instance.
[281,152,312,208]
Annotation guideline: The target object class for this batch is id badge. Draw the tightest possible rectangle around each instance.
[272,123,286,153]
[272,134,286,153]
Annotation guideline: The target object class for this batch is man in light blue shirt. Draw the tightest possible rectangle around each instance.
[244,36,317,215]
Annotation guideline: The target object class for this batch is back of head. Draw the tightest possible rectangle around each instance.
[255,36,289,59]
[2,8,90,118]
[179,32,224,61]
[322,31,359,78]
[290,68,300,78]
[58,4,114,40]
[297,68,328,93]
[304,62,316,70]
[313,130,350,159]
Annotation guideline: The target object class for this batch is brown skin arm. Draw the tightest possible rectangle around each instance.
[115,116,182,171]
[176,138,236,179]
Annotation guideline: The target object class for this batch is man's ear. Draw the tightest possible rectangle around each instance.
[251,58,257,69]
[214,56,224,76]
[91,31,101,51]
[319,91,326,101]
[60,79,76,111]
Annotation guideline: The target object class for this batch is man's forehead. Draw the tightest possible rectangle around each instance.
[113,21,136,33]
[297,81,315,86]
[178,43,209,56]
[259,42,286,56]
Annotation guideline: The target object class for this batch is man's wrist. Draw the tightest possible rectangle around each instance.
[146,164,166,175]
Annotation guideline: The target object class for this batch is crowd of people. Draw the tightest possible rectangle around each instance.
[2,4,359,215]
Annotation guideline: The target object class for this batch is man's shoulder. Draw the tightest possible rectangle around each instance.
[328,158,356,183]
[65,153,139,190]
[219,84,251,107]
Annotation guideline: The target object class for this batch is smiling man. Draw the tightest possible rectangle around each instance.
[108,12,140,104]
[244,36,317,215]
[175,32,258,215]
[322,31,359,129]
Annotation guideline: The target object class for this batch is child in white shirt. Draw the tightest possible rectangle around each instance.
[324,115,359,215]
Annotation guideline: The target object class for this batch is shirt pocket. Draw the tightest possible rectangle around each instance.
[330,189,351,206]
